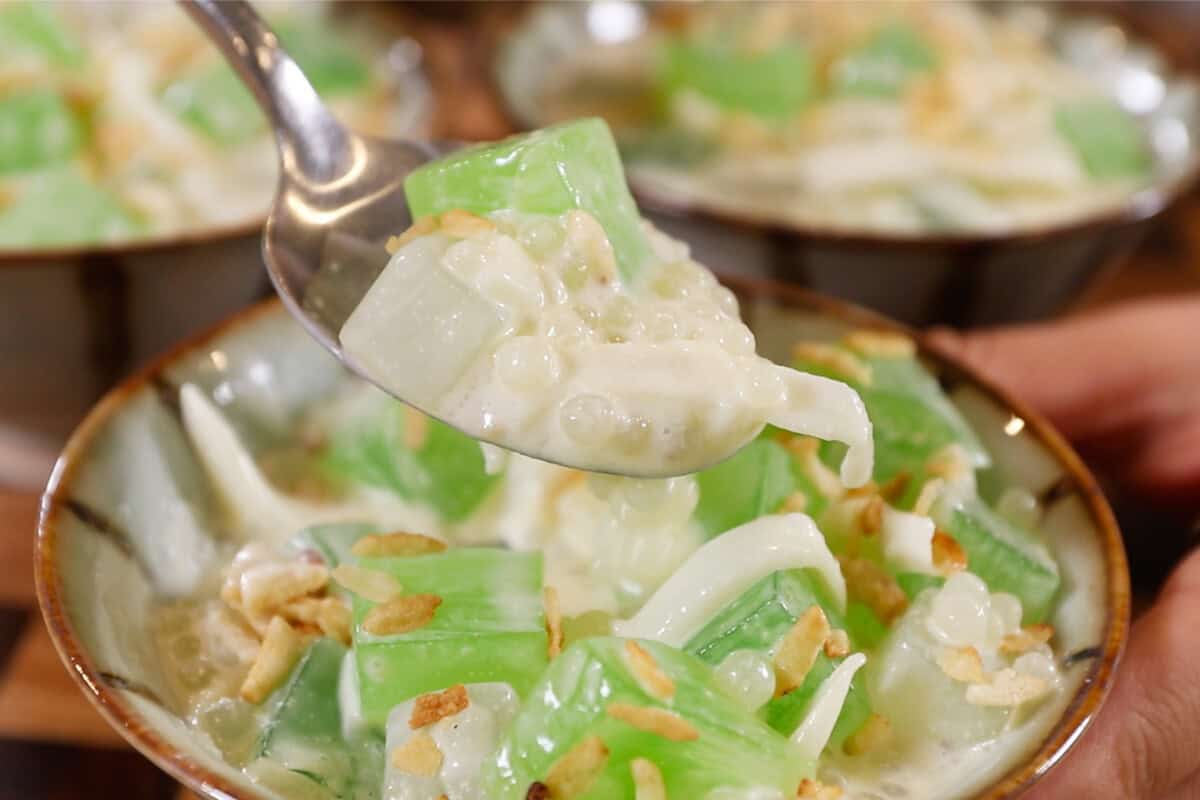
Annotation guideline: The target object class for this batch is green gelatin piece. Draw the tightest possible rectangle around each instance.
[0,168,142,248]
[792,346,989,483]
[832,21,938,97]
[694,437,797,539]
[162,64,265,145]
[0,2,83,66]
[844,601,888,651]
[290,523,376,567]
[0,90,84,175]
[896,572,945,602]
[480,636,811,799]
[1056,98,1151,179]
[351,548,548,729]
[274,18,370,97]
[935,497,1060,624]
[661,38,815,120]
[683,569,870,744]
[404,118,653,281]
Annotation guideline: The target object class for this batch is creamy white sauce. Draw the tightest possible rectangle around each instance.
[340,211,872,481]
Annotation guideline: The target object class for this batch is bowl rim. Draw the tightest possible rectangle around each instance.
[492,1,1200,248]
[35,282,1130,800]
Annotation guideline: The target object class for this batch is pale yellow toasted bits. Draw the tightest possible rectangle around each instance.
[878,471,912,504]
[843,482,878,499]
[240,562,330,617]
[966,668,1051,707]
[409,684,470,729]
[843,329,917,360]
[1000,624,1055,656]
[824,629,852,659]
[438,208,497,239]
[857,495,885,536]
[362,594,442,636]
[778,491,809,514]
[280,596,352,646]
[388,215,438,252]
[624,640,676,701]
[402,405,430,450]
[797,778,844,799]
[931,530,968,576]
[544,735,610,799]
[911,478,945,517]
[937,645,986,684]
[240,616,305,704]
[545,586,564,660]
[925,445,973,484]
[839,557,909,624]
[842,713,892,757]
[790,343,872,385]
[774,605,831,696]
[630,758,667,800]
[781,436,844,499]
[606,703,700,742]
[391,732,443,776]
[351,532,447,558]
[331,564,403,604]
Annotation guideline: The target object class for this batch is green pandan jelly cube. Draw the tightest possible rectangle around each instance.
[0,168,142,248]
[480,637,811,799]
[934,497,1060,624]
[404,118,652,281]
[832,22,938,98]
[693,436,797,539]
[274,17,370,97]
[257,638,383,799]
[0,90,83,175]
[0,2,83,66]
[162,64,265,145]
[661,38,815,119]
[683,569,870,746]
[351,549,547,729]
[290,523,376,567]
[1056,98,1151,179]
[844,601,888,651]
[792,345,988,482]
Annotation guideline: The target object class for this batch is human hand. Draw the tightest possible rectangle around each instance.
[929,297,1200,798]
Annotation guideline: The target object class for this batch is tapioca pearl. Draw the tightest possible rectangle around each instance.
[494,336,561,391]
[601,294,635,332]
[926,571,993,648]
[612,415,652,454]
[573,303,601,331]
[711,284,741,317]
[518,215,565,260]
[714,650,776,713]
[650,260,704,299]
[442,235,491,283]
[995,486,1041,529]
[540,307,589,343]
[990,592,1023,635]
[1013,650,1058,684]
[643,308,680,341]
[564,210,618,282]
[560,393,618,447]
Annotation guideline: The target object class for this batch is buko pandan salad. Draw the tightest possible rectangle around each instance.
[159,120,1071,800]
[0,1,416,249]
[537,1,1155,235]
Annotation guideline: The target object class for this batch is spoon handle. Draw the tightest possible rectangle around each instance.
[179,0,351,181]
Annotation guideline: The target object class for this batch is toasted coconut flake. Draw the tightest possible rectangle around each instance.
[937,646,986,683]
[351,532,447,558]
[843,330,916,359]
[878,471,911,504]
[824,629,852,659]
[389,216,438,252]
[606,703,699,741]
[1000,624,1055,656]
[911,478,946,517]
[280,596,352,645]
[240,617,304,704]
[438,208,497,238]
[624,641,676,700]
[791,343,872,385]
[773,605,831,696]
[525,783,551,800]
[844,482,878,499]
[410,684,469,729]
[544,735,609,798]
[797,778,844,799]
[391,732,443,776]
[240,562,330,617]
[778,491,809,514]
[857,496,885,536]
[931,530,968,576]
[782,436,844,499]
[839,557,909,624]
[332,564,403,604]
[631,758,666,800]
[362,594,442,636]
[402,405,430,450]
[545,586,564,659]
[925,445,972,484]
[966,668,1051,707]
[842,713,892,757]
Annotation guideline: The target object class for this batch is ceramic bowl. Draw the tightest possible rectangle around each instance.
[36,282,1129,799]
[0,7,430,489]
[495,2,1200,327]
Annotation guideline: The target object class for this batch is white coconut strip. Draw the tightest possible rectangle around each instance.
[338,650,367,741]
[881,506,937,575]
[612,514,845,646]
[769,367,873,488]
[790,652,868,761]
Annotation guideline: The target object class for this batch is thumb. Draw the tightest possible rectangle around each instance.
[1025,547,1200,798]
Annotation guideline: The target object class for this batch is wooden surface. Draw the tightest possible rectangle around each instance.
[1,4,1199,798]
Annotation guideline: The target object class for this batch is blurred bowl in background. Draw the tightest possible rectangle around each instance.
[0,3,431,489]
[496,1,1200,328]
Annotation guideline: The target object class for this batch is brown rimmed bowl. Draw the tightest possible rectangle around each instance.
[35,279,1129,799]
[495,1,1200,328]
